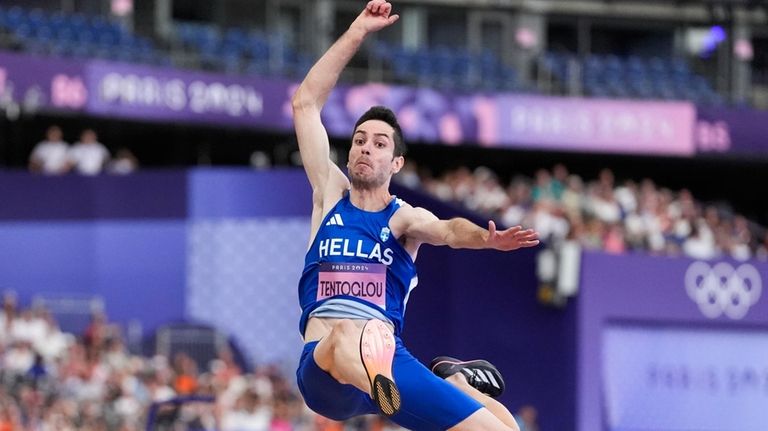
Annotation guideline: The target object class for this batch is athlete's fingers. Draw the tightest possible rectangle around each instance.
[488,220,497,238]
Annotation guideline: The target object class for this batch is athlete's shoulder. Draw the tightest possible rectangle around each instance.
[390,202,436,230]
[392,196,411,209]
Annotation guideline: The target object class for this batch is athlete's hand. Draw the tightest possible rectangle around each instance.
[485,221,540,251]
[350,0,399,35]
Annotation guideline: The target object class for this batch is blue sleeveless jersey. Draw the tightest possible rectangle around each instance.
[298,194,418,337]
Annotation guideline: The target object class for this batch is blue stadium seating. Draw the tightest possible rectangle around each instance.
[0,6,164,66]
[0,5,730,102]
[376,43,527,93]
[542,51,724,105]
[172,21,309,77]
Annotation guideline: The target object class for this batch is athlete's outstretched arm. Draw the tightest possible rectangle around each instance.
[400,207,540,251]
[291,1,399,192]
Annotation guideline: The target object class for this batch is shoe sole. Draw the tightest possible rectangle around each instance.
[360,320,401,417]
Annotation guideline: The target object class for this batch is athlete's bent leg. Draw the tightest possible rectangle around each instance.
[446,373,520,431]
[295,341,377,421]
[311,319,400,417]
[312,319,371,393]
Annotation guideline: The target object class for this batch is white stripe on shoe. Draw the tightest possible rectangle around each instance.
[485,370,500,389]
[477,369,491,384]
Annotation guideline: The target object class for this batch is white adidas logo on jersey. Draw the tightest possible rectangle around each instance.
[325,213,344,226]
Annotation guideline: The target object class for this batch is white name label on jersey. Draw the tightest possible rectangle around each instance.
[318,238,394,265]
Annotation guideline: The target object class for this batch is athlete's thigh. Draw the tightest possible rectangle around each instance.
[388,340,483,431]
[296,340,376,421]
[311,319,371,392]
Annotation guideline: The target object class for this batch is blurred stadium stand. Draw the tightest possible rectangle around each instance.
[0,5,166,65]
[31,292,104,334]
[153,322,249,373]
[4,0,764,99]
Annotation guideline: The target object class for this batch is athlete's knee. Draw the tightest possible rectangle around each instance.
[328,319,359,346]
[448,409,520,431]
[326,320,362,361]
[446,372,469,386]
[319,320,366,385]
[332,319,359,336]
[314,320,358,371]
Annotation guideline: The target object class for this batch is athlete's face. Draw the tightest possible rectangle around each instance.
[348,119,404,190]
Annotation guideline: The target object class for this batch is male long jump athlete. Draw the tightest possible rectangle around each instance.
[293,2,539,430]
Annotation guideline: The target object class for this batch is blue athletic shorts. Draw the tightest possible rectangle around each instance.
[296,337,483,430]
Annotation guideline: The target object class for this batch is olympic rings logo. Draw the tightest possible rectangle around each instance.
[685,261,762,320]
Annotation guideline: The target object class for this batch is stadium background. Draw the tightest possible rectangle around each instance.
[0,1,767,430]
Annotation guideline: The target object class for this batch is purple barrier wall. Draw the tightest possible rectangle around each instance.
[394,184,576,431]
[0,220,187,331]
[185,168,314,365]
[406,245,577,431]
[0,171,188,331]
[0,170,187,220]
[0,168,313,335]
[188,168,312,218]
[578,252,768,431]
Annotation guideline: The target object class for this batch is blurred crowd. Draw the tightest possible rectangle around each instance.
[0,290,542,431]
[28,125,138,176]
[396,162,768,261]
[0,292,422,431]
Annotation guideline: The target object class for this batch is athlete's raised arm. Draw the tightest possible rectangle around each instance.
[292,1,399,243]
[291,1,399,193]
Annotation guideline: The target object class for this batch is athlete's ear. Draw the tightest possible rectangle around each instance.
[391,155,404,174]
[347,146,354,168]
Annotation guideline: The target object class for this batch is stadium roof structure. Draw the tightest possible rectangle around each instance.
[400,0,768,23]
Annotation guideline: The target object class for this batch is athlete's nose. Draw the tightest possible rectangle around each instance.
[361,140,372,154]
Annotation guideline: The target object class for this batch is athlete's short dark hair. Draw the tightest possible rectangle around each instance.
[353,106,406,157]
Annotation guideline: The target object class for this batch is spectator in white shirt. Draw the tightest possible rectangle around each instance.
[683,221,718,259]
[107,148,139,175]
[69,129,111,175]
[28,125,72,174]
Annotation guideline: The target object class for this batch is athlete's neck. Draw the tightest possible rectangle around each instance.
[349,187,392,212]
